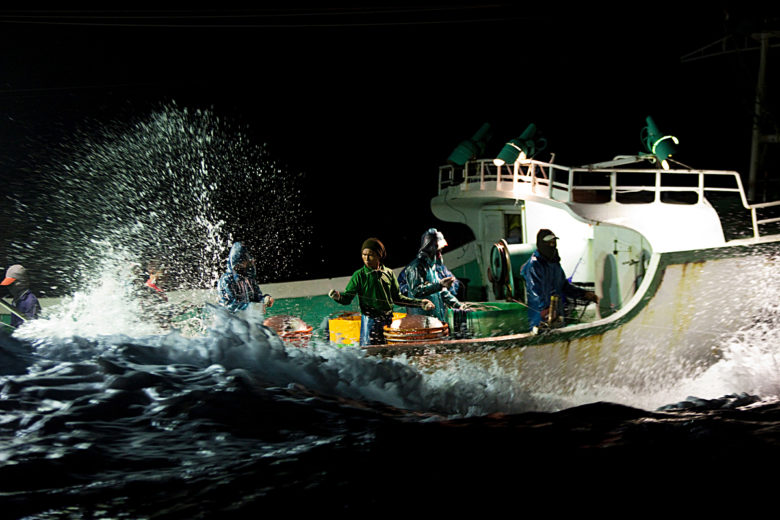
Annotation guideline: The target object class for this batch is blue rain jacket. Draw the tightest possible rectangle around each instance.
[399,256,460,299]
[520,250,586,328]
[10,290,40,328]
[218,242,269,312]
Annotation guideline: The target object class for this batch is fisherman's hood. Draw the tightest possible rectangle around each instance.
[227,242,256,277]
[419,228,447,259]
[536,229,560,263]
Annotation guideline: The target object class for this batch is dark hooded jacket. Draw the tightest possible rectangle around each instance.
[520,230,586,329]
[218,242,269,312]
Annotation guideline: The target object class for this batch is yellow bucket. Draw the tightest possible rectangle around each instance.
[329,311,406,346]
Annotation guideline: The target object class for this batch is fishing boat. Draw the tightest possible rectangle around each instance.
[5,115,779,367]
[335,116,780,362]
[155,114,767,364]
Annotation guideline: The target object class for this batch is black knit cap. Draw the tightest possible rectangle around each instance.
[361,237,386,259]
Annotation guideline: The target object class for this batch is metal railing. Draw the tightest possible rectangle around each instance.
[437,158,780,239]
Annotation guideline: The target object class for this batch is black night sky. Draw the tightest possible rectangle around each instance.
[1,3,778,292]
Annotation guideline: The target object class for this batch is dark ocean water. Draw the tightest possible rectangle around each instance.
[2,292,780,519]
[2,104,779,518]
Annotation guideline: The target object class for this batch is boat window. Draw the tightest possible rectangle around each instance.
[573,189,611,203]
[505,213,523,243]
[661,191,699,204]
[616,190,655,204]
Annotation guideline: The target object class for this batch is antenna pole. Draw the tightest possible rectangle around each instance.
[748,33,768,202]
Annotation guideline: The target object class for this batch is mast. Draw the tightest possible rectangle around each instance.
[682,24,779,202]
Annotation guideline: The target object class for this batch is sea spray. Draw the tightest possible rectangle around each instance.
[5,102,311,296]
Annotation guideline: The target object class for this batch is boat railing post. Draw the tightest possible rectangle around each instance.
[654,170,661,203]
[567,166,574,203]
[698,171,704,203]
[752,206,760,239]
[480,161,486,191]
[546,163,553,199]
[611,171,617,202]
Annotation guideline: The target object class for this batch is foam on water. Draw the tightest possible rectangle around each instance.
[13,283,538,418]
[9,248,780,418]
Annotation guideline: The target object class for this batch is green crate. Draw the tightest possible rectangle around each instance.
[449,301,530,338]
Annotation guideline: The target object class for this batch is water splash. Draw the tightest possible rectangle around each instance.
[6,102,310,296]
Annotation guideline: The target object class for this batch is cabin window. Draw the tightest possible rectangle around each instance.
[661,191,699,204]
[505,213,523,243]
[573,189,611,203]
[616,190,655,204]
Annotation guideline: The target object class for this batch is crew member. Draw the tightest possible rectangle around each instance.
[329,237,434,346]
[218,242,274,312]
[399,228,463,323]
[520,229,598,331]
[1,264,41,328]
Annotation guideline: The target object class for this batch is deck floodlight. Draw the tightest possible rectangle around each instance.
[447,123,493,166]
[493,123,545,166]
[493,138,525,166]
[642,116,679,170]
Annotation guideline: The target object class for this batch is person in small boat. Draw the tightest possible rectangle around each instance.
[1,264,41,328]
[219,241,274,313]
[329,237,434,346]
[142,259,168,303]
[521,229,598,331]
[122,259,173,328]
[399,228,463,323]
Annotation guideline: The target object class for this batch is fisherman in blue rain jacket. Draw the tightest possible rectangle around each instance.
[218,242,274,312]
[400,228,463,323]
[520,229,598,331]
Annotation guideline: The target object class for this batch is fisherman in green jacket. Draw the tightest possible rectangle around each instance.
[329,237,434,346]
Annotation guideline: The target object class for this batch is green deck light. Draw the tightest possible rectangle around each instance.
[642,116,679,170]
[493,138,524,166]
[493,124,545,166]
[447,123,493,166]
